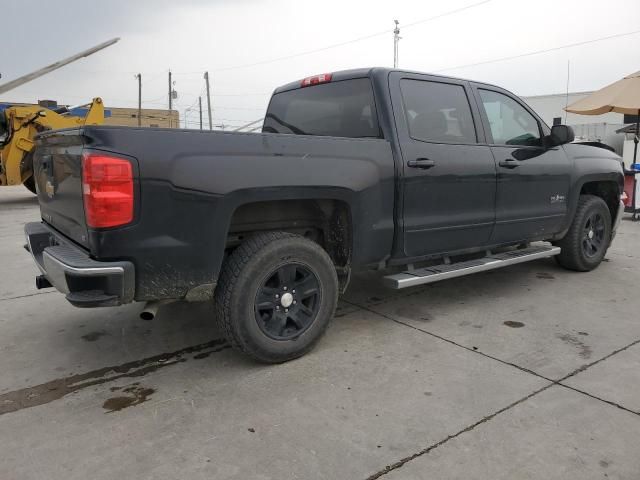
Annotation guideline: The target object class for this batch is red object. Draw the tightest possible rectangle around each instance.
[82,153,134,228]
[300,73,333,88]
[623,175,635,208]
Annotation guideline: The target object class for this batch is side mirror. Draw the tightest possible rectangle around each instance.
[549,124,574,147]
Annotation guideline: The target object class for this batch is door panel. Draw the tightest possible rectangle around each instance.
[474,87,571,242]
[402,142,497,255]
[491,145,571,242]
[390,73,497,257]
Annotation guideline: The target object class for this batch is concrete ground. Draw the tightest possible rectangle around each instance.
[1,185,639,480]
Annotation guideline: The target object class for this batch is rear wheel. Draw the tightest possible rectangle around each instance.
[214,231,339,363]
[23,175,37,194]
[22,152,37,194]
[555,194,611,271]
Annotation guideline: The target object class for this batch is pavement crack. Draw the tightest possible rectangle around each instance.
[347,299,640,401]
[0,291,57,302]
[556,383,640,417]
[0,338,229,416]
[550,338,640,417]
[346,299,640,478]
[365,383,555,479]
[343,299,555,383]
[555,338,640,383]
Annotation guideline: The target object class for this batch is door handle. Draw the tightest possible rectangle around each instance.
[407,158,436,169]
[499,159,521,169]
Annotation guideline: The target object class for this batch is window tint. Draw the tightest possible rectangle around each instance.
[400,79,476,144]
[263,78,381,138]
[479,89,542,146]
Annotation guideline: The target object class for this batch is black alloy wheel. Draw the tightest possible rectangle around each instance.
[582,211,606,258]
[255,263,321,340]
[214,231,339,363]
[555,194,612,272]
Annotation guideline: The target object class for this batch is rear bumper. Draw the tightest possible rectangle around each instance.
[24,222,135,307]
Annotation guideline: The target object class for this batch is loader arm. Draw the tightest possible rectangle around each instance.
[0,98,104,189]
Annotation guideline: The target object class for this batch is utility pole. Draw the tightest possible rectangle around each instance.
[135,73,142,127]
[393,20,401,68]
[564,60,570,124]
[168,69,172,128]
[199,96,203,130]
[204,71,213,130]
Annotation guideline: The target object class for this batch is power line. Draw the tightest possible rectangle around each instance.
[209,105,266,111]
[157,28,640,111]
[434,29,640,73]
[182,113,259,123]
[143,94,169,103]
[207,0,492,72]
[213,92,271,97]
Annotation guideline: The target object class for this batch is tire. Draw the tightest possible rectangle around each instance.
[555,194,612,272]
[22,152,37,194]
[214,231,339,363]
[23,175,37,194]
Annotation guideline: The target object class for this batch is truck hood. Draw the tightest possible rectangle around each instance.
[563,142,622,165]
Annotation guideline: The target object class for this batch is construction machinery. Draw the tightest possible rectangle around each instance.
[0,38,119,193]
[0,99,106,192]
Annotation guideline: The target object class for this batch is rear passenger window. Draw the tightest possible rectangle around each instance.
[400,79,477,144]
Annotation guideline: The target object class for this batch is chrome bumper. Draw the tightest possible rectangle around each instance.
[24,222,135,307]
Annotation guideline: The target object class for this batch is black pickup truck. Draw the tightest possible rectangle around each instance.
[25,68,624,362]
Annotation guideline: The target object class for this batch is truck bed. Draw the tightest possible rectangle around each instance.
[32,126,396,301]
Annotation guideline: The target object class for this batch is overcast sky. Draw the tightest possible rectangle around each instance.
[1,0,638,128]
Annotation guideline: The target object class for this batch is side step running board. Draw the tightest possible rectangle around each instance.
[383,245,561,289]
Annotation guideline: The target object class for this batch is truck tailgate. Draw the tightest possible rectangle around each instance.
[33,130,89,248]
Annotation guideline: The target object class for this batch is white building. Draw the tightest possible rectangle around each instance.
[521,91,627,155]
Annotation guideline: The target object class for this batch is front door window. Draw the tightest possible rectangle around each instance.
[479,89,542,147]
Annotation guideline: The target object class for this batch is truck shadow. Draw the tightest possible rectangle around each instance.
[61,256,562,371]
[0,256,567,417]
[0,195,39,208]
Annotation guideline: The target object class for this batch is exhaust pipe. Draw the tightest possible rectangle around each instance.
[35,275,52,289]
[140,300,172,320]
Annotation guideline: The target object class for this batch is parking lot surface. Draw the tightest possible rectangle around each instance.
[1,186,639,480]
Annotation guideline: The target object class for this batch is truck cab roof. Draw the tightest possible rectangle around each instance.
[272,67,497,94]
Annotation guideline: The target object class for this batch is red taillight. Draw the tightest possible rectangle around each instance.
[82,153,134,228]
[300,73,332,87]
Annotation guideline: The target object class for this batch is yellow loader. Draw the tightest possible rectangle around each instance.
[0,99,105,192]
[0,38,119,193]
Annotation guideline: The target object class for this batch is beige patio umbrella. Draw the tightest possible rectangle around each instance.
[565,70,640,165]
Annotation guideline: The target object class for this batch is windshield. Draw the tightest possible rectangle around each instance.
[263,78,381,139]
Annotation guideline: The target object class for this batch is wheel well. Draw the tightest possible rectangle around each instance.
[226,199,352,270]
[580,181,619,224]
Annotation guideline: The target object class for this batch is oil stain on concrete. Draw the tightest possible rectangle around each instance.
[81,330,109,342]
[536,272,555,279]
[503,321,525,328]
[557,333,592,359]
[0,338,229,416]
[103,384,156,413]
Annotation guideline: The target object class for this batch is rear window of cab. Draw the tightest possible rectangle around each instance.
[263,78,382,139]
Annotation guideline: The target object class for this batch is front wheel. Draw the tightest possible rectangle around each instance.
[555,194,612,271]
[214,232,339,363]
